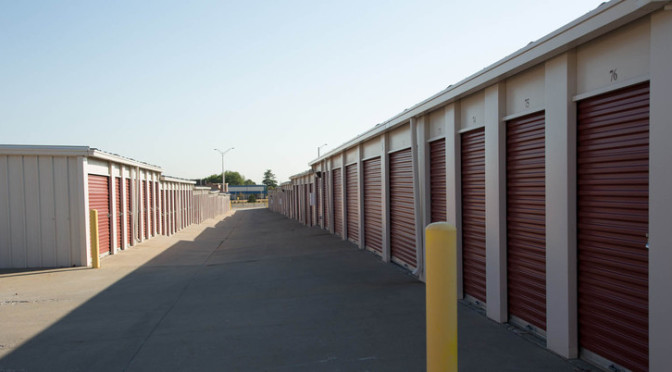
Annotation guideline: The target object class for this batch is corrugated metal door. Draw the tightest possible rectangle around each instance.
[461,128,486,302]
[577,82,649,372]
[142,181,148,239]
[333,168,343,236]
[363,157,383,253]
[323,172,329,229]
[430,138,447,222]
[115,177,122,250]
[161,190,166,235]
[389,148,416,269]
[149,181,154,236]
[125,179,132,245]
[346,164,359,243]
[88,175,110,255]
[507,112,546,330]
[317,177,323,226]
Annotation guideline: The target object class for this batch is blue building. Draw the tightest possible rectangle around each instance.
[228,185,267,200]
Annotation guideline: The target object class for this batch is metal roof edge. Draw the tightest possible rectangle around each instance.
[89,149,163,172]
[159,175,197,184]
[0,144,91,157]
[309,0,667,166]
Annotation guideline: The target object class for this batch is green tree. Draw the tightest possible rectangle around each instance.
[203,174,222,184]
[244,179,255,185]
[225,171,244,185]
[262,169,278,188]
[247,194,257,203]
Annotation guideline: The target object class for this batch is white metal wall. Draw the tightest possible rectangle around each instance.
[0,154,87,268]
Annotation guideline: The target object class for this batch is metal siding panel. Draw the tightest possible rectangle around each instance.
[87,174,110,255]
[38,157,57,266]
[8,156,26,268]
[389,148,416,268]
[461,128,487,302]
[506,112,547,330]
[364,157,383,253]
[333,168,343,236]
[346,164,359,243]
[53,157,71,266]
[0,156,11,267]
[577,82,649,372]
[430,138,447,223]
[23,156,41,267]
[69,157,85,266]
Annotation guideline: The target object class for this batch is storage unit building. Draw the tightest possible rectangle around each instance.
[269,1,672,370]
[1,145,231,270]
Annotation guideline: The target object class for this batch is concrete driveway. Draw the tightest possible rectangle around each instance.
[0,209,594,371]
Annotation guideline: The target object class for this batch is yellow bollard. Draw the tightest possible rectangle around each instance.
[89,209,101,269]
[426,222,457,372]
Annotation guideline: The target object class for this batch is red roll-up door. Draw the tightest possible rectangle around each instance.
[323,172,329,229]
[346,164,359,243]
[507,112,546,330]
[577,82,649,372]
[88,174,110,255]
[149,181,154,237]
[333,168,343,236]
[461,128,486,302]
[317,177,323,226]
[363,157,383,253]
[430,138,447,223]
[142,181,148,239]
[389,148,416,269]
[125,179,132,245]
[172,190,177,231]
[161,190,166,235]
[115,177,122,250]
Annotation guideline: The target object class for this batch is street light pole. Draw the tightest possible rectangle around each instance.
[214,147,234,191]
[317,143,327,158]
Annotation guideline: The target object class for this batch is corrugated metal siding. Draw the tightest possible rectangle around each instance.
[88,174,110,255]
[317,177,323,226]
[115,177,122,250]
[0,155,85,268]
[430,138,447,223]
[309,183,314,226]
[461,128,486,302]
[346,164,359,243]
[364,157,383,253]
[333,168,343,236]
[507,112,546,330]
[577,82,649,372]
[161,190,166,235]
[126,179,132,245]
[389,148,416,268]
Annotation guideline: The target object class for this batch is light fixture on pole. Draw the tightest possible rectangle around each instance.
[214,147,234,191]
[317,143,327,158]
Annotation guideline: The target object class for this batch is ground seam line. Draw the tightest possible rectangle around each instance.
[122,217,240,371]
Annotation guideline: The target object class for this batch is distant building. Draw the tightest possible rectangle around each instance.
[228,185,267,200]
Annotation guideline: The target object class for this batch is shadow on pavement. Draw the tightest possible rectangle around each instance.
[0,209,426,372]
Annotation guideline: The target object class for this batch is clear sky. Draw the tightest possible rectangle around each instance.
[1,0,606,183]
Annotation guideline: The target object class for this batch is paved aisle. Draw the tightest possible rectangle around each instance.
[0,209,591,371]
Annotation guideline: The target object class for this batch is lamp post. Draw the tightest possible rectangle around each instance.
[214,147,234,191]
[317,143,327,158]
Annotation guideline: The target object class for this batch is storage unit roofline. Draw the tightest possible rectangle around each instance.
[160,175,196,184]
[0,144,163,172]
[309,0,668,166]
